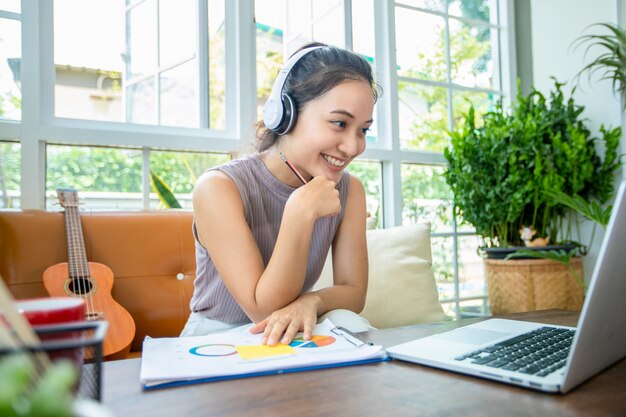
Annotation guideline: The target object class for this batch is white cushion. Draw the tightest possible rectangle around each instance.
[314,223,445,328]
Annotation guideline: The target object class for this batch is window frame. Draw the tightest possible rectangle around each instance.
[2,0,517,319]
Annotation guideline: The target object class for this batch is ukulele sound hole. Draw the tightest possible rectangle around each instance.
[68,277,94,295]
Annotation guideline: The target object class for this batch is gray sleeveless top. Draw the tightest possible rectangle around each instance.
[189,154,350,323]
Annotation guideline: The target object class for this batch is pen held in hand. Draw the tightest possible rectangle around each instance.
[279,152,307,185]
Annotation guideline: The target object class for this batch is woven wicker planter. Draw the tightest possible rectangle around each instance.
[485,257,584,314]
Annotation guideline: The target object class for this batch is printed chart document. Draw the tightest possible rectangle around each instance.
[140,319,388,390]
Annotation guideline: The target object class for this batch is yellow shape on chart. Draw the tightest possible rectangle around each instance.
[235,344,296,360]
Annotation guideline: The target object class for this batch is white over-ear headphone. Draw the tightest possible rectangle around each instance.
[262,46,325,135]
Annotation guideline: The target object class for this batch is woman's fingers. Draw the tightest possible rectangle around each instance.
[264,318,289,346]
[302,317,316,341]
[249,318,268,334]
[259,316,304,346]
[280,321,302,345]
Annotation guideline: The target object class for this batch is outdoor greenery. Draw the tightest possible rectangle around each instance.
[41,146,229,208]
[0,142,20,208]
[399,9,495,152]
[444,78,622,249]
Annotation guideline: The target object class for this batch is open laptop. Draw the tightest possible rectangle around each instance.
[387,180,626,393]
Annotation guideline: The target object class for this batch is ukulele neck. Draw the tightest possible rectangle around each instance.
[64,205,90,279]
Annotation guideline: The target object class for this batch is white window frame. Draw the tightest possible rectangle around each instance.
[2,0,517,319]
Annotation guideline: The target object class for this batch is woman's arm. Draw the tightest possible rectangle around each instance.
[250,174,368,344]
[193,170,341,324]
[312,174,368,313]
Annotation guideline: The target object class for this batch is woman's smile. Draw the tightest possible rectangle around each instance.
[321,153,348,168]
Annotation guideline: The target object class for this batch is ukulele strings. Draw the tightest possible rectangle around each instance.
[67,204,97,318]
[66,207,83,307]
[71,205,96,317]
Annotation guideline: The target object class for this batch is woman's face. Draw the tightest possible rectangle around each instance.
[284,79,374,183]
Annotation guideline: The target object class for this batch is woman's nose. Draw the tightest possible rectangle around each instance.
[338,133,362,158]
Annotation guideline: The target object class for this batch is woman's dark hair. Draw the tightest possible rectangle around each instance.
[256,42,382,152]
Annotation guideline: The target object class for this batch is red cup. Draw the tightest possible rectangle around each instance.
[16,297,86,368]
[16,297,86,326]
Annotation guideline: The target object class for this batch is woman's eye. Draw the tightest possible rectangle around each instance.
[331,120,346,128]
[361,127,371,135]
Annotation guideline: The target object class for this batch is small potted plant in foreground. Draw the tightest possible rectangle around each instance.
[444,79,622,314]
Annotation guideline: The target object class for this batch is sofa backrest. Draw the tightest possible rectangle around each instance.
[0,210,196,353]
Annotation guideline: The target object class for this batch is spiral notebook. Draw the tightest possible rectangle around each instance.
[140,319,389,390]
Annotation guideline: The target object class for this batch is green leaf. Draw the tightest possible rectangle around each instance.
[150,170,182,209]
[544,189,612,227]
[505,248,575,263]
[573,22,626,109]
[28,360,77,417]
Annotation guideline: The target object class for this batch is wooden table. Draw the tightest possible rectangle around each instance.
[101,310,626,417]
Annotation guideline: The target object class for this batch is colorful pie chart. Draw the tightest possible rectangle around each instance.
[289,335,336,348]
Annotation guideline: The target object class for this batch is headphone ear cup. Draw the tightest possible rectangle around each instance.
[262,97,283,131]
[277,93,297,135]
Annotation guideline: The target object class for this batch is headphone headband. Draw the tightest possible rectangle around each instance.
[262,46,325,134]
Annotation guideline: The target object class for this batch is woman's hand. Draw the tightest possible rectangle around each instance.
[288,176,341,220]
[249,294,320,346]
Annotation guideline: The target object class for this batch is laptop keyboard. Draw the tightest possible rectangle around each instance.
[454,326,575,377]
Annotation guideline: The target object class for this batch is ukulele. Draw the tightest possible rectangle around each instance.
[43,188,136,360]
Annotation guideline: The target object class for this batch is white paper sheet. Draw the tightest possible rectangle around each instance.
[140,319,387,389]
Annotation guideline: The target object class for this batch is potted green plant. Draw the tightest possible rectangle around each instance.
[443,79,622,314]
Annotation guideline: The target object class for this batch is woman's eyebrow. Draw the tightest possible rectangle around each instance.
[330,109,373,124]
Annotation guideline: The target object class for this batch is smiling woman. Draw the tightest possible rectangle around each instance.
[182,43,382,348]
[4,0,515,323]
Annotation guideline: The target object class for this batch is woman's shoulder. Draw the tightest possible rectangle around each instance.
[346,172,363,189]
[214,153,261,176]
[338,170,359,193]
[194,169,238,197]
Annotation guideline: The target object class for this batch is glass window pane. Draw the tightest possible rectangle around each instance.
[149,151,230,209]
[351,0,375,60]
[448,0,494,23]
[440,301,457,321]
[449,18,494,89]
[459,299,489,318]
[398,81,449,151]
[255,0,349,120]
[159,0,195,67]
[255,0,286,121]
[128,77,157,125]
[452,89,495,130]
[432,236,454,301]
[0,17,21,121]
[0,141,20,208]
[396,0,446,13]
[46,145,143,210]
[401,164,452,232]
[351,1,379,144]
[208,0,226,130]
[312,0,341,19]
[395,8,446,81]
[0,1,20,13]
[286,0,311,46]
[458,235,485,298]
[160,61,198,128]
[128,0,157,79]
[312,3,345,48]
[349,160,382,229]
[54,0,125,122]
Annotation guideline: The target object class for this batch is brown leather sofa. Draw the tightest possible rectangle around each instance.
[0,210,196,357]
